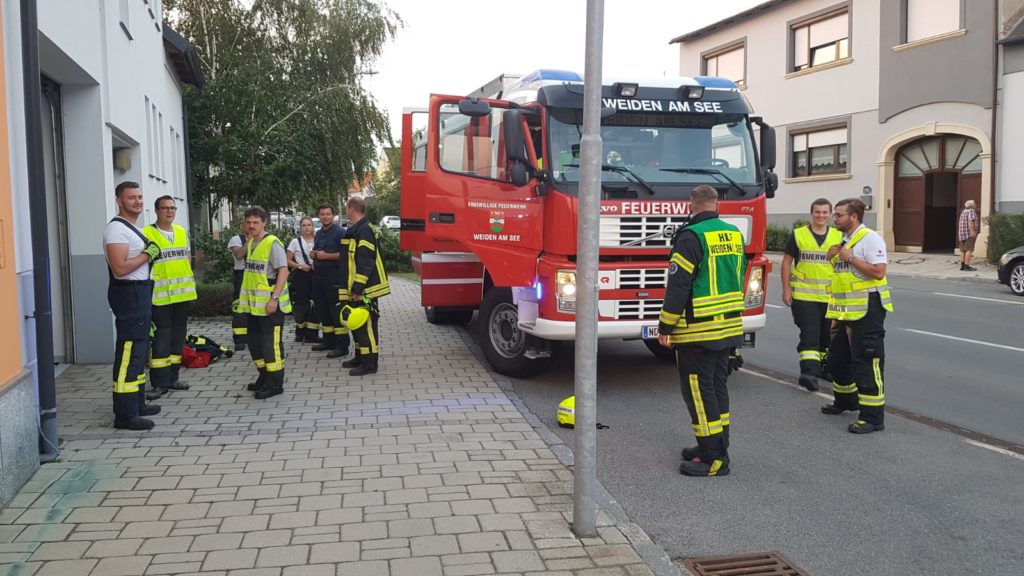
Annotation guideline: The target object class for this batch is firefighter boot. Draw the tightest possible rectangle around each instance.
[255,385,283,400]
[798,360,820,391]
[678,457,730,477]
[328,334,350,359]
[138,386,162,417]
[342,351,361,369]
[113,392,154,431]
[304,329,322,344]
[246,369,267,392]
[349,354,377,376]
[294,326,304,342]
[681,425,728,462]
[312,333,335,352]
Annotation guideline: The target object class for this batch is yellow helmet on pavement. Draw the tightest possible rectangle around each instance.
[557,395,575,428]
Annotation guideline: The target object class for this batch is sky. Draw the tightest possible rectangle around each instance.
[365,0,765,145]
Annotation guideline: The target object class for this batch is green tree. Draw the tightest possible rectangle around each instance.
[166,0,401,213]
[366,145,400,223]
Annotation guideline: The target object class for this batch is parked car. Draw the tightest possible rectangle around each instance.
[379,215,401,230]
[997,245,1024,296]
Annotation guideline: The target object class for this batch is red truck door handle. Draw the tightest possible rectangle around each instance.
[430,212,456,224]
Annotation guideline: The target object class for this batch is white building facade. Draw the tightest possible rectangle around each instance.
[674,0,1021,256]
[4,0,201,369]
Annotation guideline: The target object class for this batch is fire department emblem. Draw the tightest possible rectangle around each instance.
[490,211,505,233]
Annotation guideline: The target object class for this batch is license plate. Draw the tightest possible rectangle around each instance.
[641,325,659,339]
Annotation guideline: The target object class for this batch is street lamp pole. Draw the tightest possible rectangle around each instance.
[573,0,604,539]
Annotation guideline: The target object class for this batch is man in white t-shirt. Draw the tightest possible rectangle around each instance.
[822,198,893,434]
[227,231,248,351]
[103,181,163,430]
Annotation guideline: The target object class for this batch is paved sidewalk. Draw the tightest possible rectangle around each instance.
[0,279,668,576]
[767,250,999,281]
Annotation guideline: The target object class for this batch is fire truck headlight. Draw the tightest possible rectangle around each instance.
[556,270,577,313]
[744,266,765,309]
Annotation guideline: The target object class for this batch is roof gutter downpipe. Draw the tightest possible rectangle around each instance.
[21,0,60,462]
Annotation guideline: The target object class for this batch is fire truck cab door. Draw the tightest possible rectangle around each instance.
[423,94,543,287]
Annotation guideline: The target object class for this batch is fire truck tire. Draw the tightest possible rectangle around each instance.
[425,307,475,325]
[478,288,551,378]
[643,338,676,362]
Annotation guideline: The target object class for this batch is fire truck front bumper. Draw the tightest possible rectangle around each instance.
[519,312,767,341]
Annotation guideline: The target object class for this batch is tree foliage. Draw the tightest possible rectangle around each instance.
[365,145,400,223]
[166,0,400,212]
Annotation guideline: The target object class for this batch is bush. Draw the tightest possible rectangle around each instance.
[191,282,235,317]
[766,219,811,252]
[986,212,1024,262]
[378,227,412,273]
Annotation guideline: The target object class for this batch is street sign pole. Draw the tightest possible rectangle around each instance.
[573,0,604,539]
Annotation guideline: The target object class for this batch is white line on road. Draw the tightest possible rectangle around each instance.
[765,304,785,309]
[904,329,1024,353]
[963,439,1024,461]
[932,292,1024,306]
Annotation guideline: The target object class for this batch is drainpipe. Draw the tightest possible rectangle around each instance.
[990,2,999,218]
[21,0,60,462]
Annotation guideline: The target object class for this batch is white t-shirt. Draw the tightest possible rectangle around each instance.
[287,237,315,267]
[843,224,887,282]
[103,218,150,281]
[227,233,246,271]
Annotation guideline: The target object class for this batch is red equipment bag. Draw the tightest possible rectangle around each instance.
[181,345,212,368]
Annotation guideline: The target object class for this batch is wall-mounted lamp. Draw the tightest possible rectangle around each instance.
[860,185,873,210]
[113,149,131,173]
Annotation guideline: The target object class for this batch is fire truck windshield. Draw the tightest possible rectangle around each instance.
[547,110,760,195]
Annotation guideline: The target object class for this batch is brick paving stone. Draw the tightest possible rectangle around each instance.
[33,559,97,576]
[138,536,194,555]
[255,545,309,568]
[91,555,152,576]
[410,535,459,557]
[202,549,258,571]
[457,532,508,553]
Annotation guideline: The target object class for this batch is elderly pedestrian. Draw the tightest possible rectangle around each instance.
[957,200,979,272]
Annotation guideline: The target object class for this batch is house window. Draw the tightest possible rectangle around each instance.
[792,10,849,71]
[792,127,847,177]
[703,44,745,86]
[906,0,960,43]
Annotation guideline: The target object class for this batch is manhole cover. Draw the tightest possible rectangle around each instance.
[677,551,809,575]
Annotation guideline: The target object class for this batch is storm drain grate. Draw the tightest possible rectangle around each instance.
[677,551,810,576]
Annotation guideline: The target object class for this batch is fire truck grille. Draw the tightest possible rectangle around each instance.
[616,299,663,320]
[600,215,690,248]
[617,268,668,289]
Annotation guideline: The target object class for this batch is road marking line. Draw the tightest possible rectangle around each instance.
[963,439,1024,461]
[932,292,1024,306]
[765,304,784,309]
[738,367,831,400]
[904,329,1024,353]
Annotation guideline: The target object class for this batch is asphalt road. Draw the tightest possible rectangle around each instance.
[484,274,1024,575]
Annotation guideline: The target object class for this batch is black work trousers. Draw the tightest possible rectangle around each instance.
[109,280,153,421]
[150,301,189,389]
[828,293,887,425]
[352,305,380,358]
[232,270,247,347]
[312,275,346,349]
[675,345,730,462]
[290,270,318,333]
[791,299,831,377]
[248,311,286,390]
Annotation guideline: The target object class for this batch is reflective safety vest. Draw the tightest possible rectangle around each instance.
[826,226,894,321]
[143,224,197,305]
[790,226,843,303]
[239,235,292,316]
[662,218,746,345]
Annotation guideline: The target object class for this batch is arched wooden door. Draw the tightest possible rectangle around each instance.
[894,135,981,250]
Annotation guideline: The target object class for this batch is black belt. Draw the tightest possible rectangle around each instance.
[110,279,153,286]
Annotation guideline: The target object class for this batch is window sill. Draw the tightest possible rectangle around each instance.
[893,29,966,52]
[784,57,853,79]
[783,173,852,184]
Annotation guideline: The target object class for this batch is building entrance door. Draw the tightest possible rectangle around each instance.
[893,135,982,251]
[41,77,74,363]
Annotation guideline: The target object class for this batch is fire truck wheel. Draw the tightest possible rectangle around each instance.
[478,288,551,378]
[643,338,676,362]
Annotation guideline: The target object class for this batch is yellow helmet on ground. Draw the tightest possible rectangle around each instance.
[557,395,575,428]
[340,304,370,331]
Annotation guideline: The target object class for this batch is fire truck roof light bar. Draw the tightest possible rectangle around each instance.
[519,69,584,83]
[693,76,739,90]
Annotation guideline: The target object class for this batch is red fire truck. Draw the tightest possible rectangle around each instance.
[400,70,778,377]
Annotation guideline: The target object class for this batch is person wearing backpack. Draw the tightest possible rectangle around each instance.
[143,196,198,397]
[287,217,320,343]
[102,182,162,430]
[238,206,291,400]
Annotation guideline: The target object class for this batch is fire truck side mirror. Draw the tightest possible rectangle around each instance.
[760,126,777,172]
[509,163,530,187]
[458,98,491,117]
[502,109,528,164]
[764,172,778,198]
